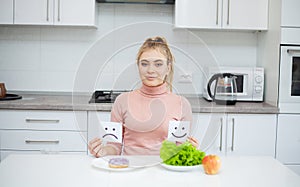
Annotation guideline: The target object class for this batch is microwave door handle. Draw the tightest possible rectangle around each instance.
[287,49,300,53]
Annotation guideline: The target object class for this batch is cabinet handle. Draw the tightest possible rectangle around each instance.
[46,0,50,21]
[219,118,223,151]
[216,0,219,25]
[231,118,235,151]
[25,119,60,123]
[25,140,60,144]
[287,49,300,53]
[227,0,230,25]
[58,0,61,21]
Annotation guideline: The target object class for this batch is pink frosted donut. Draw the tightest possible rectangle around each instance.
[108,157,129,168]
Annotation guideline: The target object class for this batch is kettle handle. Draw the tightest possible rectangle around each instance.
[207,73,221,100]
[207,73,235,100]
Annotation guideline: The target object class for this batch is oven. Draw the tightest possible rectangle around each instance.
[278,45,300,113]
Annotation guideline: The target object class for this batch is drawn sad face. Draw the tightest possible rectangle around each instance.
[103,127,118,139]
[99,122,122,143]
[167,121,190,142]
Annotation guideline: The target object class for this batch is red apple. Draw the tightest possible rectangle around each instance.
[202,155,221,175]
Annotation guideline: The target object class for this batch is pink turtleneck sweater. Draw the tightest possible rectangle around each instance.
[109,83,192,155]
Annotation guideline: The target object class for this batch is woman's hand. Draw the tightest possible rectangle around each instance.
[187,136,199,148]
[88,138,118,157]
[88,138,105,158]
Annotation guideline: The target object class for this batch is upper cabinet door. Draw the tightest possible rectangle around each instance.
[13,0,96,27]
[53,0,96,26]
[0,0,14,24]
[222,0,269,30]
[175,0,269,30]
[14,0,54,25]
[281,0,300,27]
[175,0,221,29]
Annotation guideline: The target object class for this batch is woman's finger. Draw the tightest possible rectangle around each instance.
[93,144,103,157]
[88,138,102,156]
[188,136,199,148]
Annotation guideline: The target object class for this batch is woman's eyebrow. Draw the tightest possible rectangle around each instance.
[153,59,164,62]
[139,59,149,62]
[140,58,165,62]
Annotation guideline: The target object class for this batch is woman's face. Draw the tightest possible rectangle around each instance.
[138,49,171,87]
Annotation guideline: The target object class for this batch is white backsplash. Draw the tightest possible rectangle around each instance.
[0,4,258,95]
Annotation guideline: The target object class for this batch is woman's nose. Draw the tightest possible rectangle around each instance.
[147,64,155,73]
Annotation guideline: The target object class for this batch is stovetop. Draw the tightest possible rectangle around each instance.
[89,90,130,103]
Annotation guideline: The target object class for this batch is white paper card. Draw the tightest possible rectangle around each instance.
[167,121,190,142]
[97,122,123,143]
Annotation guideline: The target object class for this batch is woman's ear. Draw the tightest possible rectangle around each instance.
[167,61,172,74]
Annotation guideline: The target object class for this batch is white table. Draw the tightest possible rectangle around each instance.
[0,154,299,187]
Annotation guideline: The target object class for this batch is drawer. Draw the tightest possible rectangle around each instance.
[0,130,87,152]
[0,110,87,131]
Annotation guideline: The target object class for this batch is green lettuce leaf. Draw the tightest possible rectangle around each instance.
[160,140,206,166]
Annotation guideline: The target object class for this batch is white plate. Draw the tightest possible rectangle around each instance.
[92,157,135,172]
[92,156,162,172]
[160,163,202,171]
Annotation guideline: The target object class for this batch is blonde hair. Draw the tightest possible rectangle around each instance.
[136,36,174,92]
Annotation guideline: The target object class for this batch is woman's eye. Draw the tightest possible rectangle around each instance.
[141,62,148,67]
[155,63,163,67]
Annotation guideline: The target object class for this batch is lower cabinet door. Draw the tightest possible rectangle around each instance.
[192,113,277,157]
[0,130,87,152]
[192,113,225,155]
[276,114,300,164]
[226,114,277,157]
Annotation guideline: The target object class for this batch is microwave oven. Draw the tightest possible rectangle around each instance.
[202,67,264,102]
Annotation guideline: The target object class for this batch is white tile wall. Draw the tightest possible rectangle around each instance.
[0,4,259,94]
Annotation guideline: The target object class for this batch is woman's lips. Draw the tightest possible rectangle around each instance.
[146,77,157,81]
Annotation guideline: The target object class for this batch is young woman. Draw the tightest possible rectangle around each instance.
[89,36,198,157]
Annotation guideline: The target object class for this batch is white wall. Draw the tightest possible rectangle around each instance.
[0,3,259,95]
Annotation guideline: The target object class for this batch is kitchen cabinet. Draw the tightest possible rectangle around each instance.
[0,110,88,161]
[0,0,13,24]
[175,0,269,30]
[281,0,300,28]
[14,0,97,27]
[192,113,276,157]
[87,112,276,157]
[14,0,52,25]
[276,114,300,176]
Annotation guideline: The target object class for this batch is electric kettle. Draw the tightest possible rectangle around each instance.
[207,73,237,105]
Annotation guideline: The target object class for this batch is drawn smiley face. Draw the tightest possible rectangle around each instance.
[171,126,188,139]
[167,121,190,142]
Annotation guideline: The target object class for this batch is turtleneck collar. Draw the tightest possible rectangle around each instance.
[139,82,169,96]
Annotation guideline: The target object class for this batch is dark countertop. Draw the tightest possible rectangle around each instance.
[0,92,279,114]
